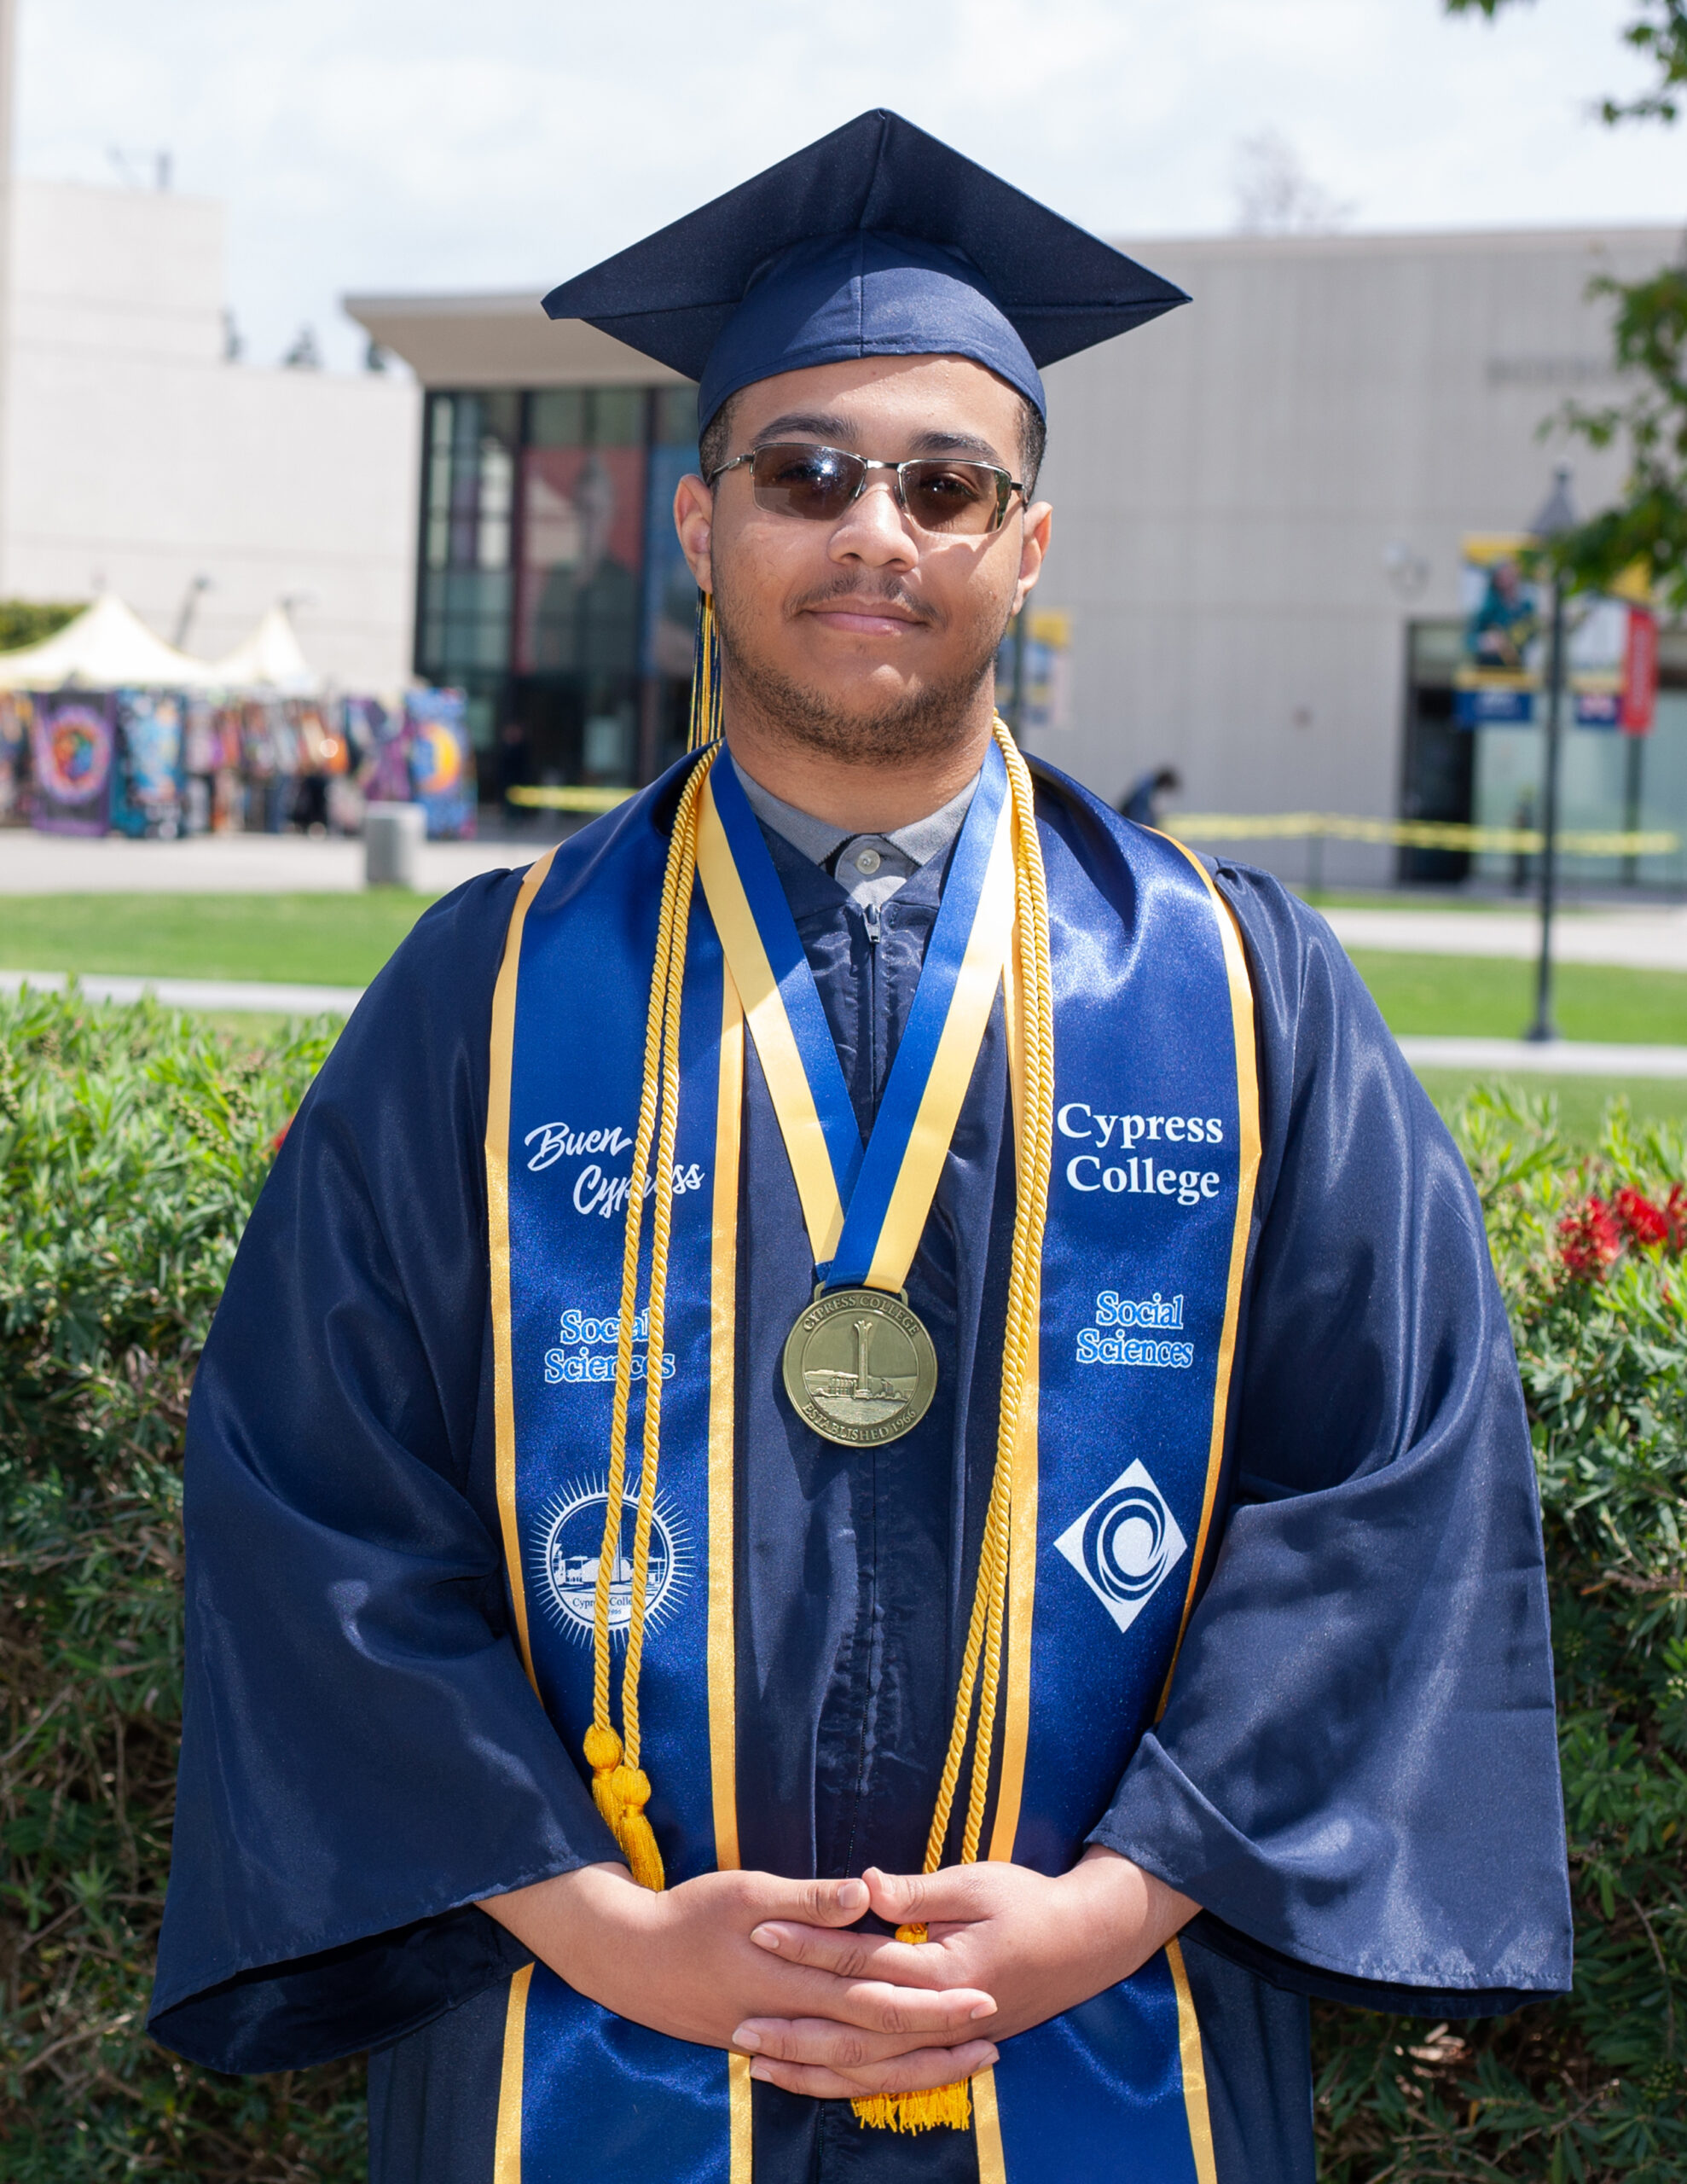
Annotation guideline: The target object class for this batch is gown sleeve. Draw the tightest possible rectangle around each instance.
[148,871,619,2075]
[1089,861,1573,2015]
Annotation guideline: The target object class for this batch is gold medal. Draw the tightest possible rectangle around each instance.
[782,1287,939,1447]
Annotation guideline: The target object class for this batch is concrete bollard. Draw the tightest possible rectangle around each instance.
[364,802,426,889]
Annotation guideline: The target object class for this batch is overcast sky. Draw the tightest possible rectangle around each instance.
[18,0,1686,373]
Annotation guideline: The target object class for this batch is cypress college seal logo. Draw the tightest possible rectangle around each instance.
[530,1477,689,1644]
[1053,1461,1188,1635]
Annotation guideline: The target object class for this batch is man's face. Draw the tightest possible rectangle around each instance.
[677,354,1051,760]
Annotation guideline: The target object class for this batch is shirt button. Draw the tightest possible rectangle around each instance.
[854,847,882,874]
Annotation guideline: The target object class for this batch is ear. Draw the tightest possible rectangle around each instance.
[1011,500,1053,619]
[675,472,714,592]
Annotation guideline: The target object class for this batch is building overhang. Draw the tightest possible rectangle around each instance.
[342,290,688,391]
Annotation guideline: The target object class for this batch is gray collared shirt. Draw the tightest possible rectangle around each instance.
[734,763,979,912]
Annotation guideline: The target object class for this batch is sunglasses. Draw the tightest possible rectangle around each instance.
[707,442,1025,535]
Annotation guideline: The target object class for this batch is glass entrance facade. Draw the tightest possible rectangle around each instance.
[415,384,699,799]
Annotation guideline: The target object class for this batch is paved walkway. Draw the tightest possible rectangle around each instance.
[1397,1034,1687,1077]
[1323,905,1687,973]
[0,829,554,895]
[0,968,365,1014]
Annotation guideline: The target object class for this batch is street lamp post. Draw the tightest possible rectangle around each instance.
[1524,468,1578,1045]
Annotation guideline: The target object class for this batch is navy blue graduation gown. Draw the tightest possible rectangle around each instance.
[148,764,1570,2184]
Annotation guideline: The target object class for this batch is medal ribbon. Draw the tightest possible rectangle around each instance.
[696,741,1016,1292]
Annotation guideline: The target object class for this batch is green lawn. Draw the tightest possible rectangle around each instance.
[0,893,437,987]
[1348,950,1687,1046]
[6,896,1687,1089]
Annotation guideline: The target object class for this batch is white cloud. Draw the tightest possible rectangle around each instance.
[18,0,1682,373]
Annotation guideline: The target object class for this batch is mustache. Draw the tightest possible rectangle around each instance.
[788,573,940,624]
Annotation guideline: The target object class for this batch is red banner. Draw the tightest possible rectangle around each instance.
[1621,607,1658,735]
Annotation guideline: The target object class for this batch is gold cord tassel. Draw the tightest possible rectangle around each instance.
[582,752,715,1891]
[855,721,1054,2134]
[688,590,723,751]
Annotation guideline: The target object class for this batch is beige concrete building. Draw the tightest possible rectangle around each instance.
[1040,229,1646,801]
[350,219,1687,885]
[1,177,420,688]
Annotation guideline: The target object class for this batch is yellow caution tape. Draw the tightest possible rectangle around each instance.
[1166,813,1679,857]
[506,784,636,813]
[504,788,1676,857]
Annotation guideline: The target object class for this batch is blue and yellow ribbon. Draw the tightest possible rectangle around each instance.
[696,742,1016,1295]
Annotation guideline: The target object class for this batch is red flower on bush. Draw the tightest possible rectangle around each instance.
[1613,1185,1671,1249]
[1558,1182,1687,1281]
[1558,1197,1622,1282]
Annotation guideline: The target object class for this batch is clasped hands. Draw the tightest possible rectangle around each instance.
[482,1846,1194,2104]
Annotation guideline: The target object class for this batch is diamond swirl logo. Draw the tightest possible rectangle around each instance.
[1053,1461,1188,1634]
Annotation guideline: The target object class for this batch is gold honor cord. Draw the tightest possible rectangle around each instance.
[583,721,1052,2143]
[584,752,716,1891]
[851,723,1054,2138]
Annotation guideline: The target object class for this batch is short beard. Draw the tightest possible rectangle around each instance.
[710,569,1006,766]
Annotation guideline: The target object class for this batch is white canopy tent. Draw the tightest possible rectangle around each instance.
[0,594,225,692]
[0,596,328,696]
[207,604,323,697]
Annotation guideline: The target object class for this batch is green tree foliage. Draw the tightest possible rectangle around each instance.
[1444,2,1687,601]
[1,1001,1682,2175]
[1446,1,1687,125]
[0,603,84,654]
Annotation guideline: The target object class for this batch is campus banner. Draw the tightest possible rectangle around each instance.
[111,692,184,838]
[30,693,115,836]
[997,607,1075,734]
[1621,607,1659,735]
[1455,534,1540,725]
[1456,537,1660,732]
[406,688,476,839]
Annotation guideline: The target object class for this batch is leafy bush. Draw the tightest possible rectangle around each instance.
[0,1002,1679,2178]
[1315,1090,1687,2183]
[0,990,359,2180]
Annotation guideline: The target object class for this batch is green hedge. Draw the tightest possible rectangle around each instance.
[0,993,362,2180]
[0,993,1681,2180]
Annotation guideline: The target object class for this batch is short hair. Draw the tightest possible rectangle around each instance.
[699,388,1046,494]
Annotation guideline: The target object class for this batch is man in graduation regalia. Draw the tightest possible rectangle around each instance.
[150,112,1571,2184]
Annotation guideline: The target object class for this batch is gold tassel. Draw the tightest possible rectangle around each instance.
[688,590,723,750]
[611,1763,667,1892]
[851,1922,971,2132]
[584,1722,626,1834]
[853,2084,973,2135]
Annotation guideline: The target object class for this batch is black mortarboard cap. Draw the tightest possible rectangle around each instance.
[542,110,1187,428]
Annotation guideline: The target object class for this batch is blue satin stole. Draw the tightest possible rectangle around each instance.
[484,761,1260,2184]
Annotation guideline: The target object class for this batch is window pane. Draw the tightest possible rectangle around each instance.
[517,442,646,675]
[653,386,698,449]
[530,389,586,448]
[483,390,521,450]
[592,388,645,447]
[478,439,514,571]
